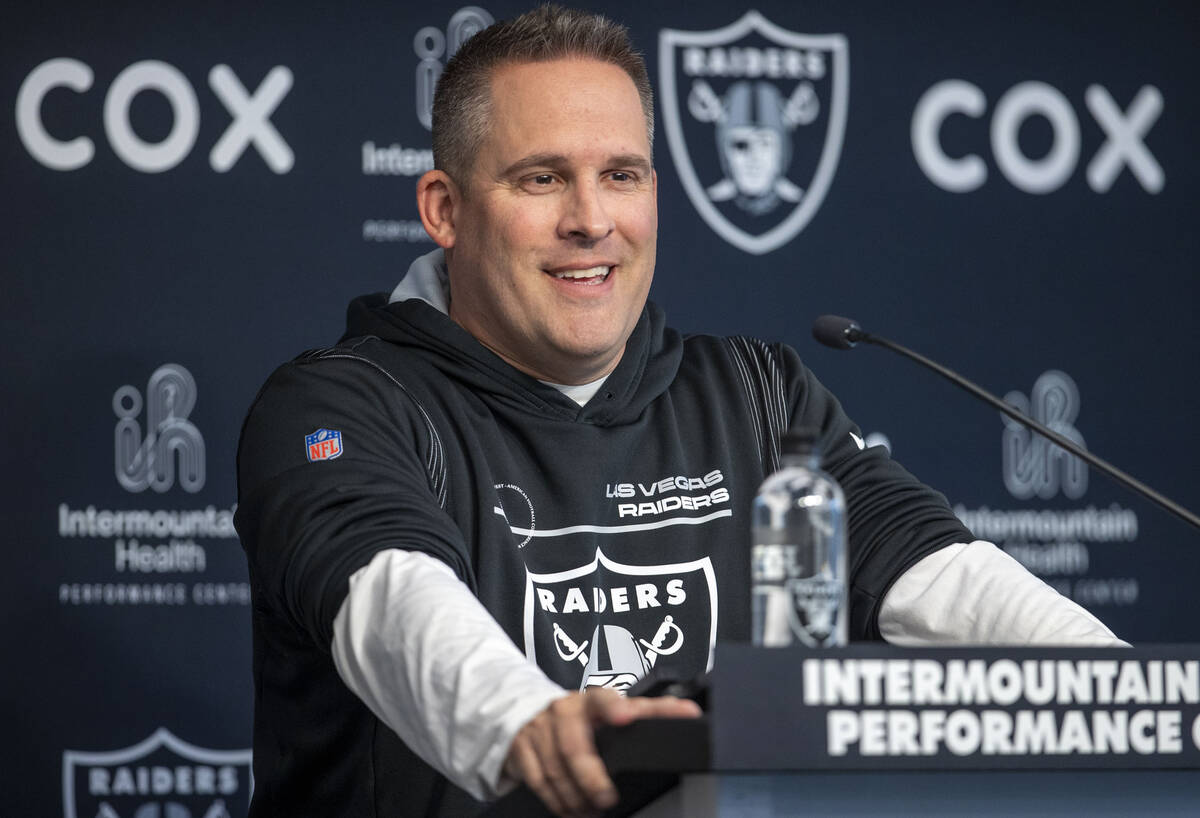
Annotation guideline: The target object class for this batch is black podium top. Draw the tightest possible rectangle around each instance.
[486,644,1200,815]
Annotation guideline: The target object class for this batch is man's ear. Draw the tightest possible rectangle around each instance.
[417,170,459,248]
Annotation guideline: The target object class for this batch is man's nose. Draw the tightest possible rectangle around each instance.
[557,180,615,242]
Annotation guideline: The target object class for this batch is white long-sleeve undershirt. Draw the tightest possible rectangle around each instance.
[330,549,567,801]
[878,540,1126,646]
[331,539,1124,800]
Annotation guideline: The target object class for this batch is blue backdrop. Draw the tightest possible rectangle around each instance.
[4,2,1197,815]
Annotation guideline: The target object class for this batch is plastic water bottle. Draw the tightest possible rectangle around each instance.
[751,429,848,647]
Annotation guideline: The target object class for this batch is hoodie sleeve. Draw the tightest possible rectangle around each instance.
[235,351,472,650]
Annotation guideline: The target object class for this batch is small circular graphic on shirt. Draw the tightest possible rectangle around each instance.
[493,483,535,548]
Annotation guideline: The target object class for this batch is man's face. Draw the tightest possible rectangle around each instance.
[443,58,657,385]
[722,126,783,196]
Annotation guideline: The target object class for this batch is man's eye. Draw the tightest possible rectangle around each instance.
[520,174,559,192]
[610,171,632,182]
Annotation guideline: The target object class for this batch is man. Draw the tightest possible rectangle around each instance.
[235,6,1121,817]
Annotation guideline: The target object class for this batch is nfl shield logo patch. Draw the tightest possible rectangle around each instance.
[659,11,849,254]
[305,428,343,462]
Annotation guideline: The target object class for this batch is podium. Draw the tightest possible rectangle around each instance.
[486,644,1200,816]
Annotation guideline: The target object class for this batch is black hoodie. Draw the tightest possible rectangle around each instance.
[235,295,971,816]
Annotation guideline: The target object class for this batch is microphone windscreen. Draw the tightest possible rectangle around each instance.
[812,315,861,350]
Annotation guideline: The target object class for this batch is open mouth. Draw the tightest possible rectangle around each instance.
[549,265,612,284]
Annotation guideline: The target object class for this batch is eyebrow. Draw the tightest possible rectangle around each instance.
[499,152,653,178]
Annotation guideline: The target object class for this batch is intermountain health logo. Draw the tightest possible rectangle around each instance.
[114,364,205,494]
[56,362,243,609]
[413,6,494,130]
[956,369,1140,610]
[659,11,849,255]
[63,728,252,818]
[1002,370,1087,500]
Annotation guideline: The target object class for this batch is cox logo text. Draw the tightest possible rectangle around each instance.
[912,80,1162,194]
[16,58,293,173]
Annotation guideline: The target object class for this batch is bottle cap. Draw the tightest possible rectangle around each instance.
[781,428,819,456]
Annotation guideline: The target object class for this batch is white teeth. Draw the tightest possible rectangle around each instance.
[553,266,610,280]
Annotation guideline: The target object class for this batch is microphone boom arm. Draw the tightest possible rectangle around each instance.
[850,327,1200,533]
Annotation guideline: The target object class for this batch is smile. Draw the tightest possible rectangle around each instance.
[550,265,612,283]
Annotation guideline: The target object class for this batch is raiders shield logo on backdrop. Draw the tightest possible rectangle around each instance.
[659,11,849,255]
[63,728,252,818]
[523,548,718,691]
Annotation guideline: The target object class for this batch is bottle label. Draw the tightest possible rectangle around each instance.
[787,575,843,647]
[752,541,845,647]
[751,542,805,582]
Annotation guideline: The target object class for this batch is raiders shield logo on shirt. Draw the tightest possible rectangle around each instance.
[523,549,718,691]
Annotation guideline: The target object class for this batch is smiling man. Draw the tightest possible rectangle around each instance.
[420,56,658,386]
[235,6,1122,818]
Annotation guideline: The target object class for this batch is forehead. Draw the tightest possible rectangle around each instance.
[480,58,651,161]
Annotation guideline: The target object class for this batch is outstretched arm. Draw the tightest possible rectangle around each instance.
[332,548,700,815]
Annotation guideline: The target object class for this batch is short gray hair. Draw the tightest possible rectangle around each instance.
[431,4,654,186]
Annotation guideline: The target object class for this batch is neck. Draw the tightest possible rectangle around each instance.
[479,339,624,385]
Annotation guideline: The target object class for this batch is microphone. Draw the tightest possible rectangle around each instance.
[812,314,865,349]
[812,315,1200,532]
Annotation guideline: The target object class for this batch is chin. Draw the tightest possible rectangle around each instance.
[559,331,625,359]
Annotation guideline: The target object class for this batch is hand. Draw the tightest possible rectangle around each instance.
[503,688,702,817]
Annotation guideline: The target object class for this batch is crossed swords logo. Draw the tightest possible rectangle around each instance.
[552,615,685,691]
[688,78,819,209]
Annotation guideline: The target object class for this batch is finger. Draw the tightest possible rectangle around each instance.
[625,694,704,720]
[582,686,630,724]
[507,730,568,817]
[532,705,593,816]
[558,696,620,811]
[594,693,703,726]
